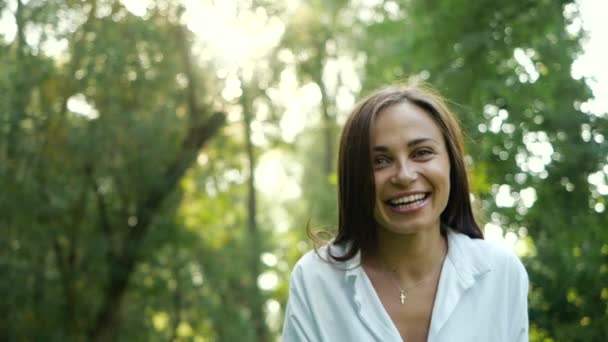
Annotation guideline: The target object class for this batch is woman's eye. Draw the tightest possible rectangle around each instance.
[413,148,434,158]
[373,156,390,165]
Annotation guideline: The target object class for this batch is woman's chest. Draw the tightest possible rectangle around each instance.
[379,284,438,342]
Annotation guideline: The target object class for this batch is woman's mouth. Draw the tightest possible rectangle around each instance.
[385,192,431,212]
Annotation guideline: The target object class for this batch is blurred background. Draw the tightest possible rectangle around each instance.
[1,0,607,341]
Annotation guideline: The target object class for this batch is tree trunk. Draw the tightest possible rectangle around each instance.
[168,267,182,342]
[314,40,334,178]
[241,82,268,342]
[7,0,27,160]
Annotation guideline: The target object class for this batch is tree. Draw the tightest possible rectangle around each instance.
[1,1,225,340]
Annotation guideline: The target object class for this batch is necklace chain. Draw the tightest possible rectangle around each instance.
[382,264,431,304]
[380,243,447,305]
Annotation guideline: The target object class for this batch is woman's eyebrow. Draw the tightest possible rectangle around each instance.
[372,146,389,152]
[407,137,437,147]
[372,137,438,152]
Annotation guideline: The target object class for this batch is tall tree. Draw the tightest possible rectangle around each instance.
[241,78,270,341]
[278,0,354,228]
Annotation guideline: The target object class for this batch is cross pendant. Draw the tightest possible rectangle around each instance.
[399,291,406,304]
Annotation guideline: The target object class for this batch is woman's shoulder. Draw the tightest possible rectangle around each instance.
[449,229,527,277]
[291,243,355,281]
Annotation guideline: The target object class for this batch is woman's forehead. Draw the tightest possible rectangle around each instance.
[371,102,444,144]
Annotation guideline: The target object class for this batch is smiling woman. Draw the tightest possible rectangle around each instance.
[371,101,451,238]
[281,84,529,342]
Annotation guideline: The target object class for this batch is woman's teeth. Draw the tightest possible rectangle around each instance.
[388,193,428,207]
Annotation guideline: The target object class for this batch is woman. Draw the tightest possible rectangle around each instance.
[282,84,529,342]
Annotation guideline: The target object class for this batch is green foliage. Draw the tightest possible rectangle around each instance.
[0,0,230,340]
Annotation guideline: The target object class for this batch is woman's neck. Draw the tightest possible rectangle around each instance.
[364,225,447,284]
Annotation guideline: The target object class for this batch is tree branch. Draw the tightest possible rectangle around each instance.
[87,22,225,342]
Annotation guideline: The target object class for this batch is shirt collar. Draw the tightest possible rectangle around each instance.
[339,228,493,340]
[341,228,492,283]
[340,243,399,340]
[428,228,492,338]
[444,227,492,282]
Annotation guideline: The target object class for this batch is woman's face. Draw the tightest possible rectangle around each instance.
[370,101,451,236]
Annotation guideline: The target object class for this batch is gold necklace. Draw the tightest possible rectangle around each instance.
[382,265,430,304]
[380,245,447,305]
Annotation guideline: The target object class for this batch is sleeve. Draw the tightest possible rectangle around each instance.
[508,254,529,342]
[281,261,319,342]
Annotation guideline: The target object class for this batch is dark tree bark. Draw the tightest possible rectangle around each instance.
[7,0,27,159]
[241,82,269,342]
[168,266,182,342]
[313,39,335,178]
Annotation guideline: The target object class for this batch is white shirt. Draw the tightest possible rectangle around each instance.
[282,229,529,341]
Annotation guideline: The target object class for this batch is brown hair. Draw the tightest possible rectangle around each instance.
[327,83,483,262]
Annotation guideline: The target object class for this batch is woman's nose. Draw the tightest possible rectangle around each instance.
[390,160,417,185]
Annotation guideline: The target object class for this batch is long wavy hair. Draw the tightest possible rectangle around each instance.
[327,83,483,262]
